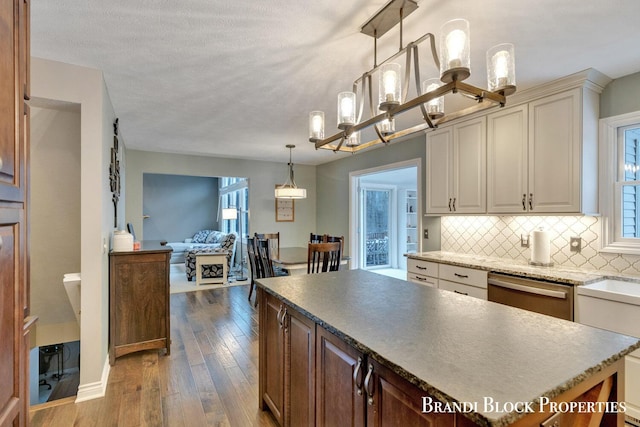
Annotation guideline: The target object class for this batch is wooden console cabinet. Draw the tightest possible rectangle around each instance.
[109,241,172,365]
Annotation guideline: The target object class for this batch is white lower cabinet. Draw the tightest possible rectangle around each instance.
[575,283,640,424]
[406,258,438,288]
[438,264,488,300]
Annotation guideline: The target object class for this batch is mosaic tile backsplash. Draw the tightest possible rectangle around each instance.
[441,216,640,276]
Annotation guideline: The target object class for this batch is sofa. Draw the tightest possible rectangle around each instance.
[167,230,235,265]
[184,233,236,281]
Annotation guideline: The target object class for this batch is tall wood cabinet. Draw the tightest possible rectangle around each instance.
[109,242,172,365]
[0,0,33,425]
[426,117,486,214]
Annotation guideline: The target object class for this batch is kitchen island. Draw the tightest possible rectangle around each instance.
[257,269,640,427]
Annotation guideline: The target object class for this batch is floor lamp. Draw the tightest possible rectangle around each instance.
[222,207,247,281]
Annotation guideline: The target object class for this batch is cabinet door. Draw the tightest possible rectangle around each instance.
[287,309,315,427]
[487,104,528,213]
[453,117,486,213]
[528,89,581,213]
[259,291,286,426]
[426,127,453,214]
[366,359,453,427]
[0,208,24,427]
[316,326,365,427]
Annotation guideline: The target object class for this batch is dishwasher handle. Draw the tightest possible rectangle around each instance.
[488,278,567,300]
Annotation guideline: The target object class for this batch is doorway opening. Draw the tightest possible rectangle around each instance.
[349,159,421,278]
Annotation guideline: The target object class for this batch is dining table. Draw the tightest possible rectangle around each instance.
[271,246,349,275]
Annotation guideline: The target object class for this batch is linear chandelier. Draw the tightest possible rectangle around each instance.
[308,0,516,153]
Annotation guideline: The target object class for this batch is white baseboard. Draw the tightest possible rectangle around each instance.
[74,356,110,403]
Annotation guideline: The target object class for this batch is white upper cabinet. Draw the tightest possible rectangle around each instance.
[528,89,582,213]
[427,117,486,214]
[487,104,528,213]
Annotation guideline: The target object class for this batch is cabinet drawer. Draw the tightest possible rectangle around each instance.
[439,264,487,288]
[439,279,487,300]
[407,273,437,288]
[407,259,438,277]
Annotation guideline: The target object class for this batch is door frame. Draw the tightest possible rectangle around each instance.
[348,158,422,270]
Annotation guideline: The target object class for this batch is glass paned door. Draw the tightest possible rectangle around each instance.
[362,188,391,268]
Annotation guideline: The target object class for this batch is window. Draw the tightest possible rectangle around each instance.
[600,111,640,253]
[219,178,249,237]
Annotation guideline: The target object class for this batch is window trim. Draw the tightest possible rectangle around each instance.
[599,110,640,253]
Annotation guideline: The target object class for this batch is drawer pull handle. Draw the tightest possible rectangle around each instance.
[454,273,469,279]
[276,305,284,329]
[452,198,456,211]
[448,198,452,211]
[454,290,469,296]
[529,193,533,210]
[522,194,526,211]
[415,276,427,281]
[0,236,2,251]
[416,265,427,270]
[353,357,363,396]
[364,363,374,405]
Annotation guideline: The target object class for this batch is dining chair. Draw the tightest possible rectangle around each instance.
[255,232,279,256]
[324,235,344,264]
[309,233,324,243]
[255,238,276,278]
[246,237,259,305]
[307,242,341,274]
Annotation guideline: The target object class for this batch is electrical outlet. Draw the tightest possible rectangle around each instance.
[570,237,582,252]
[423,229,429,239]
[520,234,529,248]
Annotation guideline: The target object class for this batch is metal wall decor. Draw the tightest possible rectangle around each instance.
[110,118,121,227]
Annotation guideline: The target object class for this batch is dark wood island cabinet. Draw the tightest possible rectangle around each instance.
[257,270,640,427]
[109,241,172,365]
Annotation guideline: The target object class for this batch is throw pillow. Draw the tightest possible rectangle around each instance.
[192,229,213,243]
[205,231,224,244]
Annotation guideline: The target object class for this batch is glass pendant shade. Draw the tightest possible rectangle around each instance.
[378,110,395,135]
[487,43,516,95]
[439,19,470,83]
[422,78,445,119]
[309,111,325,142]
[337,91,356,129]
[345,131,361,147]
[379,62,401,111]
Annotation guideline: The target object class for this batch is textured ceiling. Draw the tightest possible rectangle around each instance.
[30,0,640,165]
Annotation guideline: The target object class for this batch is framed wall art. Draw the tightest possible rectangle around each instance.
[275,196,294,222]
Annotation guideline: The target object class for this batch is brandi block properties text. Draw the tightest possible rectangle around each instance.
[421,396,626,415]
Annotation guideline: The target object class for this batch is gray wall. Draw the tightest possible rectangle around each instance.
[142,173,219,242]
[601,70,640,118]
[30,105,81,328]
[125,150,317,249]
[316,134,441,256]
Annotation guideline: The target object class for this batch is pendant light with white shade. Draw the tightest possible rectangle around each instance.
[275,144,307,199]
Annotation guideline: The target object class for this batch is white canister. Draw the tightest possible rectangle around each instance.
[112,230,134,252]
[530,227,551,265]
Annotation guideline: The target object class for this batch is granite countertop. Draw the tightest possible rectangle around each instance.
[407,251,640,286]
[257,270,640,427]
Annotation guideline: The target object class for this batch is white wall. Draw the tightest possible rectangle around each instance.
[30,105,81,345]
[125,150,317,248]
[31,57,116,400]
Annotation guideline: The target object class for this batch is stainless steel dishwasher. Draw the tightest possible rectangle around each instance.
[487,273,574,320]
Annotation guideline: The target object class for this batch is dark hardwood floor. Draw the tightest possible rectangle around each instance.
[30,285,278,427]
